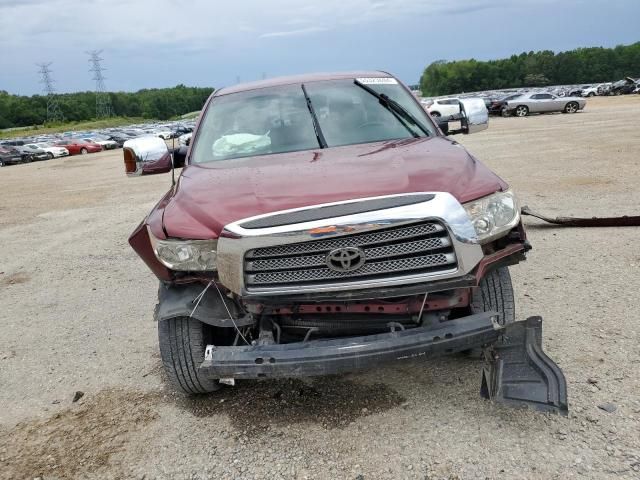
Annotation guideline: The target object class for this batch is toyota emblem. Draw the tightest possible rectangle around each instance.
[326,247,365,272]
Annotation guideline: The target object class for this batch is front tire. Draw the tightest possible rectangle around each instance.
[470,267,515,326]
[46,152,54,160]
[158,317,221,394]
[564,101,579,113]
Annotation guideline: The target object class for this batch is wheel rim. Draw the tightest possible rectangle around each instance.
[567,103,577,113]
[516,106,527,116]
[81,149,87,154]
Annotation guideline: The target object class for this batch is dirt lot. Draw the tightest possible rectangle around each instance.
[1,95,639,480]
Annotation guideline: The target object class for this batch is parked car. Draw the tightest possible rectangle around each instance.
[107,132,136,147]
[427,98,460,117]
[487,93,524,115]
[581,83,610,97]
[0,139,25,147]
[53,139,103,155]
[178,132,192,146]
[119,71,567,414]
[82,136,118,150]
[0,146,24,167]
[20,144,50,161]
[29,142,70,159]
[610,78,638,95]
[504,92,586,117]
[3,144,38,163]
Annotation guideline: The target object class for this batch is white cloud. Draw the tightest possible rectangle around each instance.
[260,27,329,39]
[0,0,507,52]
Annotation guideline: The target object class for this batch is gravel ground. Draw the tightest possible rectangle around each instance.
[1,95,639,480]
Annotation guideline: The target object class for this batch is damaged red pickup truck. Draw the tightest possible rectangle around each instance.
[123,72,567,414]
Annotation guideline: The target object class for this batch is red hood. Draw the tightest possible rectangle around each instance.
[161,136,506,239]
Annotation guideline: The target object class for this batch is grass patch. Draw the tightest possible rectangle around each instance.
[0,117,152,140]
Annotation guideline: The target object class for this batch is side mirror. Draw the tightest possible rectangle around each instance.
[123,136,171,176]
[458,98,488,134]
[437,98,489,135]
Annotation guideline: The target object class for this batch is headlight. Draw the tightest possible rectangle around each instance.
[148,227,217,271]
[463,189,519,243]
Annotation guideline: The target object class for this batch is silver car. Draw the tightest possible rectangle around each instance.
[504,92,586,117]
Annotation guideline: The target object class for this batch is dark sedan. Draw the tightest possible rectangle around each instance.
[487,93,523,115]
[0,146,25,166]
[21,144,50,161]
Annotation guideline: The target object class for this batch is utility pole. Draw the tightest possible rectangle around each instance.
[37,62,65,123]
[86,50,114,118]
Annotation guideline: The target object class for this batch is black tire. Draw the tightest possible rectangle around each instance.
[470,267,515,326]
[587,92,595,97]
[430,111,441,117]
[46,152,54,160]
[462,267,515,359]
[0,160,5,167]
[564,101,579,113]
[80,148,88,154]
[514,105,529,117]
[158,316,221,394]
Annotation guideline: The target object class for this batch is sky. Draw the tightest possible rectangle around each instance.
[1,0,638,95]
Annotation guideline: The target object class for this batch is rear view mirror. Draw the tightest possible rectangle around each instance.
[436,98,488,135]
[123,136,171,176]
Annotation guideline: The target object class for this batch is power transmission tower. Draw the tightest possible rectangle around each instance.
[86,50,114,118]
[37,62,65,123]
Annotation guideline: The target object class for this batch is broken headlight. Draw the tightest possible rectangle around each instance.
[148,227,217,271]
[463,189,519,243]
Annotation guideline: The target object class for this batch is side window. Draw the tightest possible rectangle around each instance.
[537,94,552,100]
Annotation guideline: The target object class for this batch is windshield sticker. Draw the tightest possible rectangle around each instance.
[356,77,398,85]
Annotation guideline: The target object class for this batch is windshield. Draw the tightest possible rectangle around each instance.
[190,78,435,164]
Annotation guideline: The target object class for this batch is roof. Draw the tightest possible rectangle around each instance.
[214,71,393,96]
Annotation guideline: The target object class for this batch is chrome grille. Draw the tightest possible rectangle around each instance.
[244,221,457,288]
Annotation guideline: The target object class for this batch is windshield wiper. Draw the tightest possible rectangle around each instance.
[353,80,430,138]
[301,84,327,148]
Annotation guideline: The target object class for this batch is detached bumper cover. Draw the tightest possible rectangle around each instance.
[199,312,568,415]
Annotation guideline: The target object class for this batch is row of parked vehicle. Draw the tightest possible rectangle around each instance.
[424,91,586,118]
[420,77,639,120]
[0,120,196,167]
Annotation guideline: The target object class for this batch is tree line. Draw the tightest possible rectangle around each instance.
[0,84,214,129]
[420,42,640,96]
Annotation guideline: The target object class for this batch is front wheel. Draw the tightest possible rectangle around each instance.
[158,317,221,394]
[564,102,579,113]
[46,152,54,160]
[430,111,441,118]
[80,148,88,154]
[470,267,515,326]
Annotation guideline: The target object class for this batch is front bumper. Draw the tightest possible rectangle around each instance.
[199,312,569,415]
[200,311,503,378]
